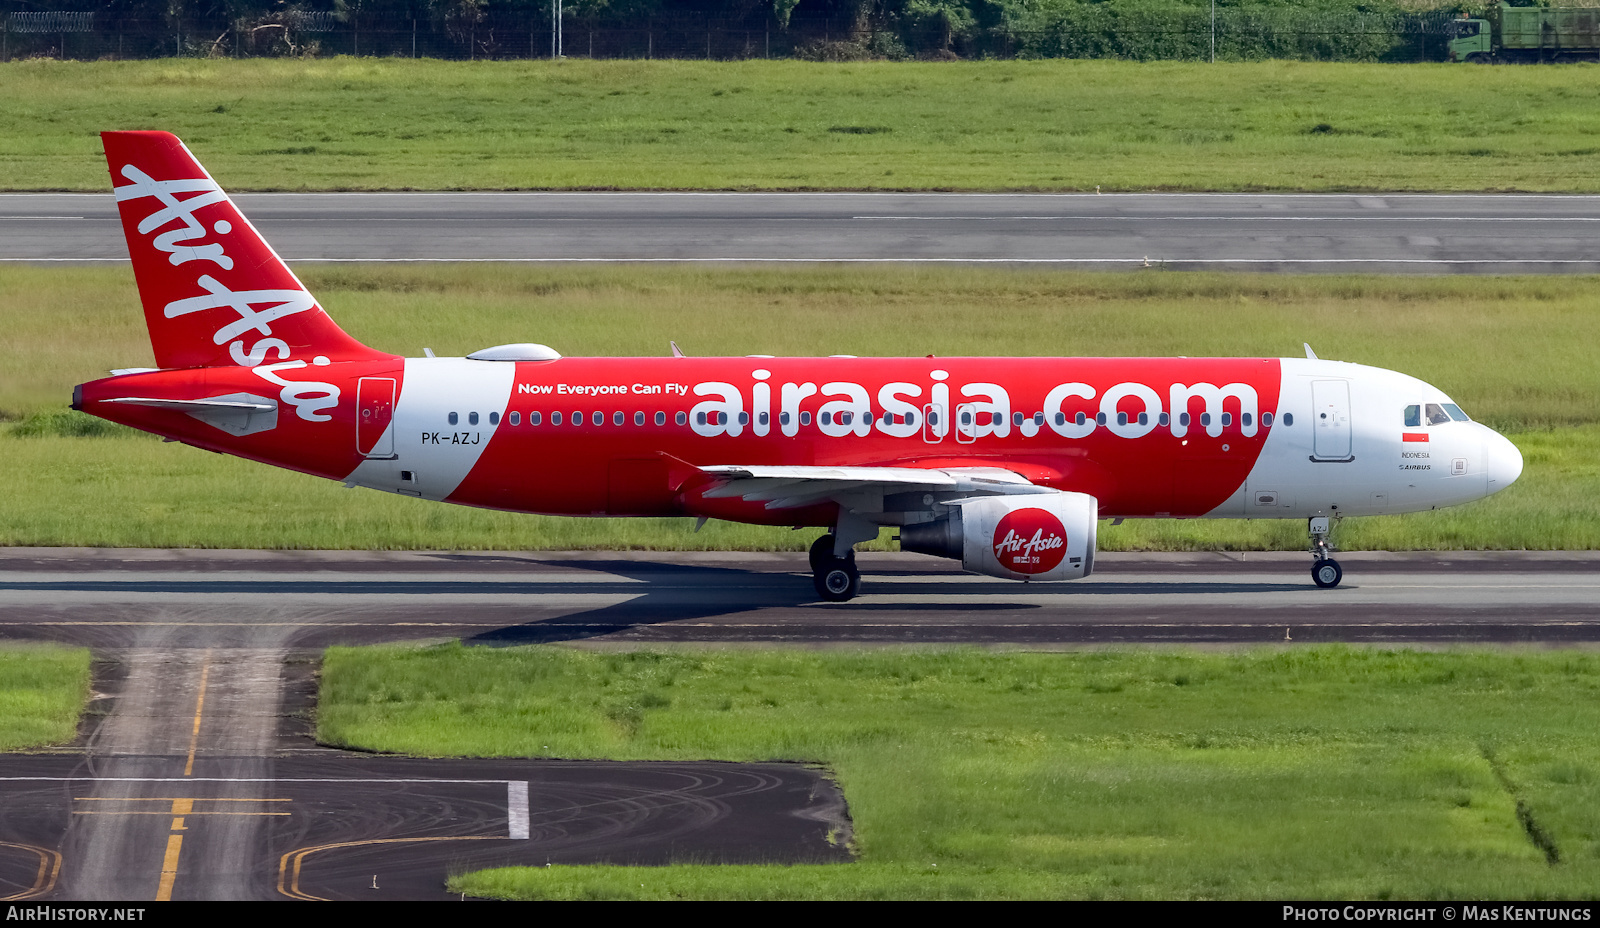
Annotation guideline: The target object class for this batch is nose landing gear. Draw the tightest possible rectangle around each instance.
[1308,515,1343,589]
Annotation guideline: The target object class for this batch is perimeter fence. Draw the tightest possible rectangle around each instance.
[0,8,1471,63]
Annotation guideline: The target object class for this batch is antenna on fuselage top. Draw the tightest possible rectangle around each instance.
[1303,343,1318,360]
[671,341,686,358]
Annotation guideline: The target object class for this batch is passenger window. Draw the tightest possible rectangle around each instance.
[530,411,541,426]
[1117,412,1128,426]
[448,412,459,426]
[1179,413,1190,427]
[1034,412,1044,426]
[1095,412,1107,426]
[1283,413,1294,426]
[1075,412,1087,426]
[1013,412,1024,426]
[907,411,917,426]
[469,412,479,426]
[655,411,666,426]
[1404,405,1421,428]
[509,411,520,426]
[1159,412,1170,426]
[675,411,687,425]
[697,411,707,425]
[489,411,499,426]
[759,412,769,426]
[739,412,750,425]
[634,411,644,426]
[572,410,582,425]
[801,412,812,426]
[1262,412,1273,427]
[1443,403,1470,422]
[1221,413,1232,427]
[1137,412,1148,426]
[1425,403,1450,426]
[1242,413,1252,428]
[593,411,605,426]
[780,412,791,426]
[551,412,562,425]
[613,411,623,426]
[1201,413,1211,427]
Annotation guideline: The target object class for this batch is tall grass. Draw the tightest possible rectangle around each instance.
[5,58,1600,191]
[7,263,1600,429]
[4,424,1594,549]
[320,645,1600,898]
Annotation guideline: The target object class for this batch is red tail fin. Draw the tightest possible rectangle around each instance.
[102,131,387,370]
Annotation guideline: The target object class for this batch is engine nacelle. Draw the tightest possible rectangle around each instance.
[900,492,1098,581]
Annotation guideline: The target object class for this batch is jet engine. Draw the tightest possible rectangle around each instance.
[900,492,1098,581]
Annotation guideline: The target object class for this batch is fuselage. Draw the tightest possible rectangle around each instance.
[77,352,1522,527]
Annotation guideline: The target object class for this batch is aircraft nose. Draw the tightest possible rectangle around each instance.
[1482,427,1523,495]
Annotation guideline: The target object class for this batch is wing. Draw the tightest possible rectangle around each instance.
[695,463,1055,514]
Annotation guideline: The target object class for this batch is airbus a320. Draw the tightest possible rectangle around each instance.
[74,131,1524,601]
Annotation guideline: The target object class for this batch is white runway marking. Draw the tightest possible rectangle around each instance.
[508,782,530,840]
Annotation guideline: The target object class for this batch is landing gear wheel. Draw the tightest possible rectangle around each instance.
[813,555,861,602]
[809,534,835,574]
[1311,558,1343,589]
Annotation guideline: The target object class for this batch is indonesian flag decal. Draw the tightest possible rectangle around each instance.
[1403,433,1430,443]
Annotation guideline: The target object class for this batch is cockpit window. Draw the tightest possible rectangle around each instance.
[1442,403,1470,422]
[1425,403,1451,426]
[1404,405,1421,428]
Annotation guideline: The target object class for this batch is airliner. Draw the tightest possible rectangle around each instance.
[73,131,1524,601]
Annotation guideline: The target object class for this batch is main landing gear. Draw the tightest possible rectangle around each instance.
[1308,515,1343,589]
[810,534,861,602]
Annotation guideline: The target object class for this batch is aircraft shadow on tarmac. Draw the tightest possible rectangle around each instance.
[0,564,1308,647]
[451,558,1309,646]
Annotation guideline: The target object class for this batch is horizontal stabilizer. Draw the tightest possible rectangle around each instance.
[106,392,278,436]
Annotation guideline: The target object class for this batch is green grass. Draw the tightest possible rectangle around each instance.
[318,644,1600,898]
[7,58,1600,191]
[5,263,1598,550]
[0,645,92,751]
[9,264,1600,429]
[4,424,1594,550]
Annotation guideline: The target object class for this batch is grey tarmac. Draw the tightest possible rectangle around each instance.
[2,547,1596,901]
[7,192,1600,272]
[2,549,1598,648]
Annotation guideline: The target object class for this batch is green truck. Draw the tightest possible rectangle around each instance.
[1448,5,1600,62]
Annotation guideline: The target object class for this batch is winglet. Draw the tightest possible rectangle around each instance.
[1303,343,1319,360]
[671,341,686,358]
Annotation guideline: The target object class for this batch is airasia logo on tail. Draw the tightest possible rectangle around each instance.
[992,508,1068,574]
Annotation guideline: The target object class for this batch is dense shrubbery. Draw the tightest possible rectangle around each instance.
[0,0,1481,60]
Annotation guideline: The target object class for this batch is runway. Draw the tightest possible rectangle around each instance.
[3,548,1598,648]
[6,192,1600,271]
[2,547,1596,900]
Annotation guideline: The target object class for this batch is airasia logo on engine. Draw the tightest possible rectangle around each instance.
[992,508,1068,574]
